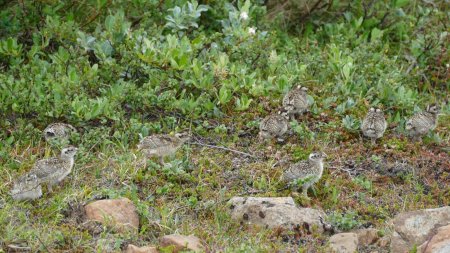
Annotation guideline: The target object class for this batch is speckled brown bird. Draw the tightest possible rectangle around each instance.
[361,107,387,145]
[259,110,289,142]
[137,132,190,164]
[43,123,77,142]
[282,85,309,117]
[282,152,327,198]
[406,104,440,141]
[10,174,42,201]
[28,146,78,192]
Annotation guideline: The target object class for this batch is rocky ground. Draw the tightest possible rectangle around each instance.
[1,0,449,252]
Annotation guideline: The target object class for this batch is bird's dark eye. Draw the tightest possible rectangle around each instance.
[46,131,55,136]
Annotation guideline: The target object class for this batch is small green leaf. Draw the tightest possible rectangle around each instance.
[218,86,231,105]
[371,28,383,41]
[394,0,410,8]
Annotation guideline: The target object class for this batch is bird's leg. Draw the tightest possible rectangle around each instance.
[302,185,309,198]
[47,184,53,193]
[371,138,376,145]
[159,156,165,166]
[411,135,422,143]
[287,126,294,135]
[288,112,295,122]
[165,154,178,167]
[276,134,286,144]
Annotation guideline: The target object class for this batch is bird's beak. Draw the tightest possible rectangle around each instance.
[322,152,327,158]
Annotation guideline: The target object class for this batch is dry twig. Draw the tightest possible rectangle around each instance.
[190,142,260,159]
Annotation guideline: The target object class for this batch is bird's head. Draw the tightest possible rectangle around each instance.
[426,104,440,115]
[61,146,78,159]
[278,109,290,120]
[175,132,191,142]
[44,129,56,140]
[308,151,327,163]
[294,85,308,93]
[369,107,384,116]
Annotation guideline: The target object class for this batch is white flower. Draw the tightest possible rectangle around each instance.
[240,11,249,20]
[126,28,132,38]
[248,27,256,35]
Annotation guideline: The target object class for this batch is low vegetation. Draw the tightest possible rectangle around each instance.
[0,0,448,251]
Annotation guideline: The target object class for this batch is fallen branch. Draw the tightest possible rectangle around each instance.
[35,233,51,253]
[190,142,260,159]
[7,245,32,251]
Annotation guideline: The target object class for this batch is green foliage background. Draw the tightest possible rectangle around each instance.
[0,0,448,251]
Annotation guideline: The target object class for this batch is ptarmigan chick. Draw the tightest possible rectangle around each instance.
[259,110,289,142]
[10,174,43,201]
[361,107,387,145]
[406,104,440,141]
[137,132,190,164]
[43,123,77,142]
[282,152,327,197]
[282,85,309,117]
[29,146,78,192]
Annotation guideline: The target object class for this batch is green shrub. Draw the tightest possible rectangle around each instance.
[0,0,448,250]
[328,211,362,231]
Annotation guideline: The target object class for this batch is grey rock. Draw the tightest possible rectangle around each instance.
[328,232,358,253]
[420,224,450,253]
[354,228,379,246]
[391,206,450,252]
[85,198,139,233]
[228,197,327,233]
[10,174,42,201]
[159,234,204,252]
[125,244,159,253]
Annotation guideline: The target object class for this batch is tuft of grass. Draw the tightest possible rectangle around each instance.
[0,0,449,251]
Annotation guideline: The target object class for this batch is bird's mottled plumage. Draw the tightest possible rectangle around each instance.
[43,123,77,142]
[361,107,387,144]
[406,104,440,141]
[138,132,190,164]
[282,152,327,197]
[259,110,289,141]
[10,174,42,201]
[282,85,309,117]
[29,146,78,191]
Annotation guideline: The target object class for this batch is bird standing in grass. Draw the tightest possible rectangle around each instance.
[406,104,440,142]
[43,123,77,142]
[361,107,387,145]
[28,146,78,192]
[282,85,309,118]
[137,132,190,165]
[259,110,289,142]
[10,174,43,201]
[282,152,327,198]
